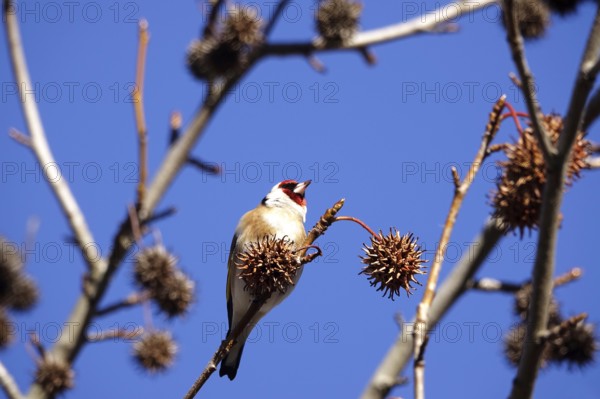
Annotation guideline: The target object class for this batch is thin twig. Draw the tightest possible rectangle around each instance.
[586,156,600,169]
[508,6,600,399]
[263,0,289,38]
[86,326,144,343]
[8,128,31,147]
[95,292,150,317]
[509,72,522,89]
[29,333,45,358]
[412,96,506,399]
[360,218,504,399]
[468,278,522,293]
[469,267,583,293]
[0,360,23,399]
[582,87,600,131]
[539,313,587,341]
[503,0,555,161]
[142,206,178,226]
[203,0,225,38]
[302,199,345,252]
[183,299,265,399]
[553,267,583,286]
[134,19,150,207]
[334,216,376,236]
[168,111,220,174]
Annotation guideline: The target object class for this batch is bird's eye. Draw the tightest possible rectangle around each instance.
[279,181,297,190]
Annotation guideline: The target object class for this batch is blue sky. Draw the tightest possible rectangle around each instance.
[1,1,599,398]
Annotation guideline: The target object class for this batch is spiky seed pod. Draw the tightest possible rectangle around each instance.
[513,283,561,324]
[236,236,301,298]
[134,245,177,291]
[491,113,590,236]
[503,323,554,368]
[152,270,195,318]
[133,331,177,373]
[186,38,243,81]
[316,0,363,44]
[548,321,597,368]
[223,7,263,47]
[0,237,22,305]
[502,0,551,40]
[0,308,14,348]
[504,323,527,366]
[7,275,39,312]
[359,229,427,300]
[543,0,583,16]
[35,355,75,395]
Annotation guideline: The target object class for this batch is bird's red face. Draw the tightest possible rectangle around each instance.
[278,179,311,207]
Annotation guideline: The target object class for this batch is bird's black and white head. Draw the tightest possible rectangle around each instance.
[262,180,311,221]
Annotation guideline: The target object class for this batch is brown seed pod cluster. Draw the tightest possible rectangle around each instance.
[35,355,75,395]
[0,237,39,312]
[491,113,590,236]
[502,0,551,40]
[134,245,195,318]
[316,0,362,44]
[236,236,302,298]
[0,308,14,347]
[359,229,427,300]
[133,330,178,373]
[187,7,263,80]
[513,283,561,324]
[504,285,597,368]
[0,236,40,348]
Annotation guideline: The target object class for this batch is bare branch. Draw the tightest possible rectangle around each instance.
[3,0,105,274]
[412,97,505,399]
[0,360,23,399]
[360,218,504,399]
[86,326,144,343]
[557,5,600,158]
[262,0,497,57]
[503,0,556,161]
[95,292,150,317]
[133,19,150,207]
[508,6,600,399]
[468,278,522,292]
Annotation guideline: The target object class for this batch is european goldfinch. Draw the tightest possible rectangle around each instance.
[219,179,311,380]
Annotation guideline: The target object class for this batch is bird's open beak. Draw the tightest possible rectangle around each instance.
[293,180,312,195]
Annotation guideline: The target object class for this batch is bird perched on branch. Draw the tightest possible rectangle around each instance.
[220,179,311,380]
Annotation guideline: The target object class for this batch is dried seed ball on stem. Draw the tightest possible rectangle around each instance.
[133,330,178,373]
[360,229,427,300]
[547,321,597,368]
[152,270,195,318]
[316,0,362,44]
[35,355,75,395]
[236,236,302,299]
[134,245,177,290]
